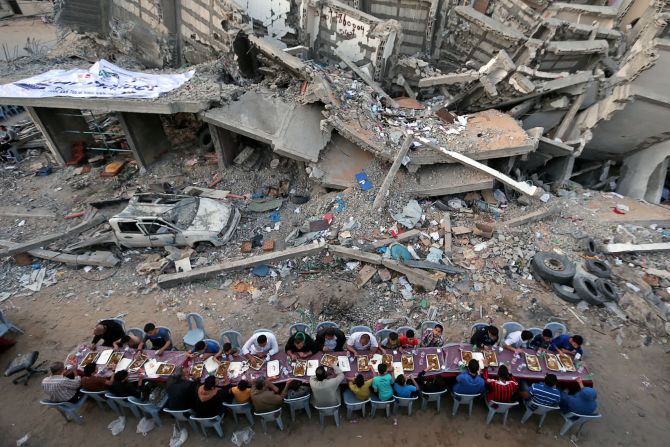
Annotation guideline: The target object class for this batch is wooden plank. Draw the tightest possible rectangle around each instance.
[441,213,452,256]
[382,259,438,291]
[503,206,560,228]
[158,242,327,288]
[603,242,670,254]
[356,265,377,288]
[371,229,422,249]
[328,245,383,265]
[372,133,412,211]
[402,260,465,274]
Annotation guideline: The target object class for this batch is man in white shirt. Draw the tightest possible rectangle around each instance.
[345,331,380,355]
[503,330,533,354]
[241,332,279,360]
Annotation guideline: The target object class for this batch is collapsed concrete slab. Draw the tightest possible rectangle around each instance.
[307,133,374,189]
[406,164,495,198]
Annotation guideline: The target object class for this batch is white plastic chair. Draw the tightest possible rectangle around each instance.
[485,400,519,425]
[349,325,372,334]
[393,395,419,416]
[544,322,567,337]
[470,323,487,334]
[220,330,242,349]
[80,389,110,411]
[520,400,559,428]
[284,394,312,421]
[559,412,602,436]
[395,326,414,337]
[223,401,254,426]
[452,392,479,416]
[313,404,341,427]
[289,323,310,335]
[104,393,141,419]
[343,389,369,419]
[502,322,524,339]
[39,396,89,424]
[190,413,224,438]
[254,408,284,433]
[527,327,543,337]
[183,313,207,348]
[163,408,197,431]
[0,310,23,336]
[129,394,168,426]
[420,320,441,335]
[127,327,144,341]
[375,329,395,344]
[420,390,448,413]
[316,321,338,333]
[369,394,393,418]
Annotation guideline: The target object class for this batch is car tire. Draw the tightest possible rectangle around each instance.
[585,259,611,278]
[551,283,582,304]
[582,238,598,256]
[595,278,619,302]
[573,275,606,306]
[531,252,576,285]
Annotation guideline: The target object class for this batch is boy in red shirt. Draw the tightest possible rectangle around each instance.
[399,330,420,349]
[482,364,518,403]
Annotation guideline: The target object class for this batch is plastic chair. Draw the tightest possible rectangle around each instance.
[80,389,111,411]
[559,412,602,436]
[127,327,144,340]
[520,400,559,428]
[39,397,89,424]
[485,400,519,425]
[544,322,568,337]
[376,329,395,345]
[254,328,273,334]
[452,392,479,416]
[502,322,524,339]
[284,394,312,421]
[223,401,254,426]
[314,404,340,427]
[420,390,448,413]
[343,389,369,419]
[220,330,242,350]
[393,395,419,416]
[527,327,543,338]
[129,394,168,426]
[349,325,372,334]
[163,408,197,431]
[395,326,414,337]
[183,313,207,348]
[104,393,141,418]
[420,321,441,335]
[471,323,488,334]
[289,323,311,335]
[254,408,284,433]
[0,310,23,336]
[190,413,224,438]
[369,394,393,418]
[316,321,339,333]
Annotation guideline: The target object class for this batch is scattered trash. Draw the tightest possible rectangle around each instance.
[355,172,373,191]
[108,416,126,436]
[393,200,422,228]
[231,427,254,446]
[251,264,270,277]
[16,434,29,447]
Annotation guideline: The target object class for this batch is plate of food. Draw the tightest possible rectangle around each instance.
[545,353,561,371]
[156,363,175,376]
[128,354,148,372]
[267,360,280,377]
[461,351,473,364]
[356,356,369,372]
[107,352,125,369]
[382,354,393,369]
[248,355,265,371]
[483,350,498,367]
[558,354,576,372]
[293,360,307,377]
[79,352,98,368]
[525,354,541,372]
[190,363,205,379]
[426,354,441,372]
[401,354,414,371]
[320,354,338,368]
[215,362,230,379]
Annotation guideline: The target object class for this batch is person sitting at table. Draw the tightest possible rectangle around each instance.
[503,330,533,354]
[231,379,251,404]
[114,334,140,350]
[528,329,553,351]
[347,372,375,401]
[519,373,561,409]
[241,332,279,361]
[372,363,394,402]
[393,374,419,398]
[470,325,499,348]
[251,378,283,413]
[188,340,222,359]
[382,331,401,351]
[453,359,485,395]
[346,331,381,356]
[399,330,420,349]
[481,364,518,403]
[310,364,344,407]
[166,366,196,411]
[416,369,447,393]
[42,361,82,403]
[314,326,347,353]
[194,376,227,418]
[137,323,172,354]
[421,324,444,347]
[550,334,584,359]
[90,320,125,349]
[221,342,238,359]
[80,362,111,392]
[109,370,143,399]
[284,379,311,399]
[560,377,597,415]
[285,331,316,361]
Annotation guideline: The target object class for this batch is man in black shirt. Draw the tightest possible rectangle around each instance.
[470,325,499,347]
[166,367,196,411]
[109,370,142,398]
[313,327,346,353]
[91,320,125,348]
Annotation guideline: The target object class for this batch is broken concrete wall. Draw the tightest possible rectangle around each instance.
[543,3,617,29]
[490,0,542,35]
[55,0,108,34]
[231,0,297,45]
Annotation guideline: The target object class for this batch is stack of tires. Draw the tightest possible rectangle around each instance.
[531,252,619,306]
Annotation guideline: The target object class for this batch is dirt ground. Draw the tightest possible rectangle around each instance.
[0,16,57,60]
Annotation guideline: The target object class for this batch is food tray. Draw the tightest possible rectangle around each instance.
[558,354,576,372]
[156,363,175,376]
[293,360,307,377]
[401,354,414,371]
[79,352,98,368]
[461,351,473,364]
[248,355,265,371]
[128,354,148,372]
[525,354,541,372]
[356,356,369,372]
[483,350,498,367]
[320,354,338,368]
[107,352,125,369]
[215,362,230,379]
[190,363,205,379]
[426,354,441,372]
[382,354,393,368]
[545,354,561,371]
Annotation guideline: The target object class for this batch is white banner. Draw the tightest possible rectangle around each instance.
[0,60,195,99]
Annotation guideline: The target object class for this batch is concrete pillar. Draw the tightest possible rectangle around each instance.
[545,155,576,192]
[117,112,170,170]
[617,140,670,203]
[208,123,239,168]
[25,106,96,165]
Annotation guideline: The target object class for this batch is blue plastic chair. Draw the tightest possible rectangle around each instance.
[284,394,311,421]
[80,389,111,411]
[163,408,197,431]
[127,327,144,340]
[220,330,242,350]
[129,394,168,426]
[223,401,254,426]
[394,395,419,415]
[452,392,479,416]
[190,413,224,438]
[183,313,207,348]
[39,396,89,424]
[420,320,442,335]
[316,321,339,333]
[343,389,369,419]
[375,329,395,345]
[502,322,524,338]
[0,310,24,336]
[527,327,543,338]
[254,408,284,433]
[369,394,393,417]
[289,323,310,335]
[559,412,602,436]
[104,393,141,418]
[520,400,559,428]
[313,404,340,427]
[349,325,372,334]
[420,389,448,413]
[485,400,519,425]
[395,326,414,337]
[544,322,568,337]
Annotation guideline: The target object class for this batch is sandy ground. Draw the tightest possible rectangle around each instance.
[0,16,57,60]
